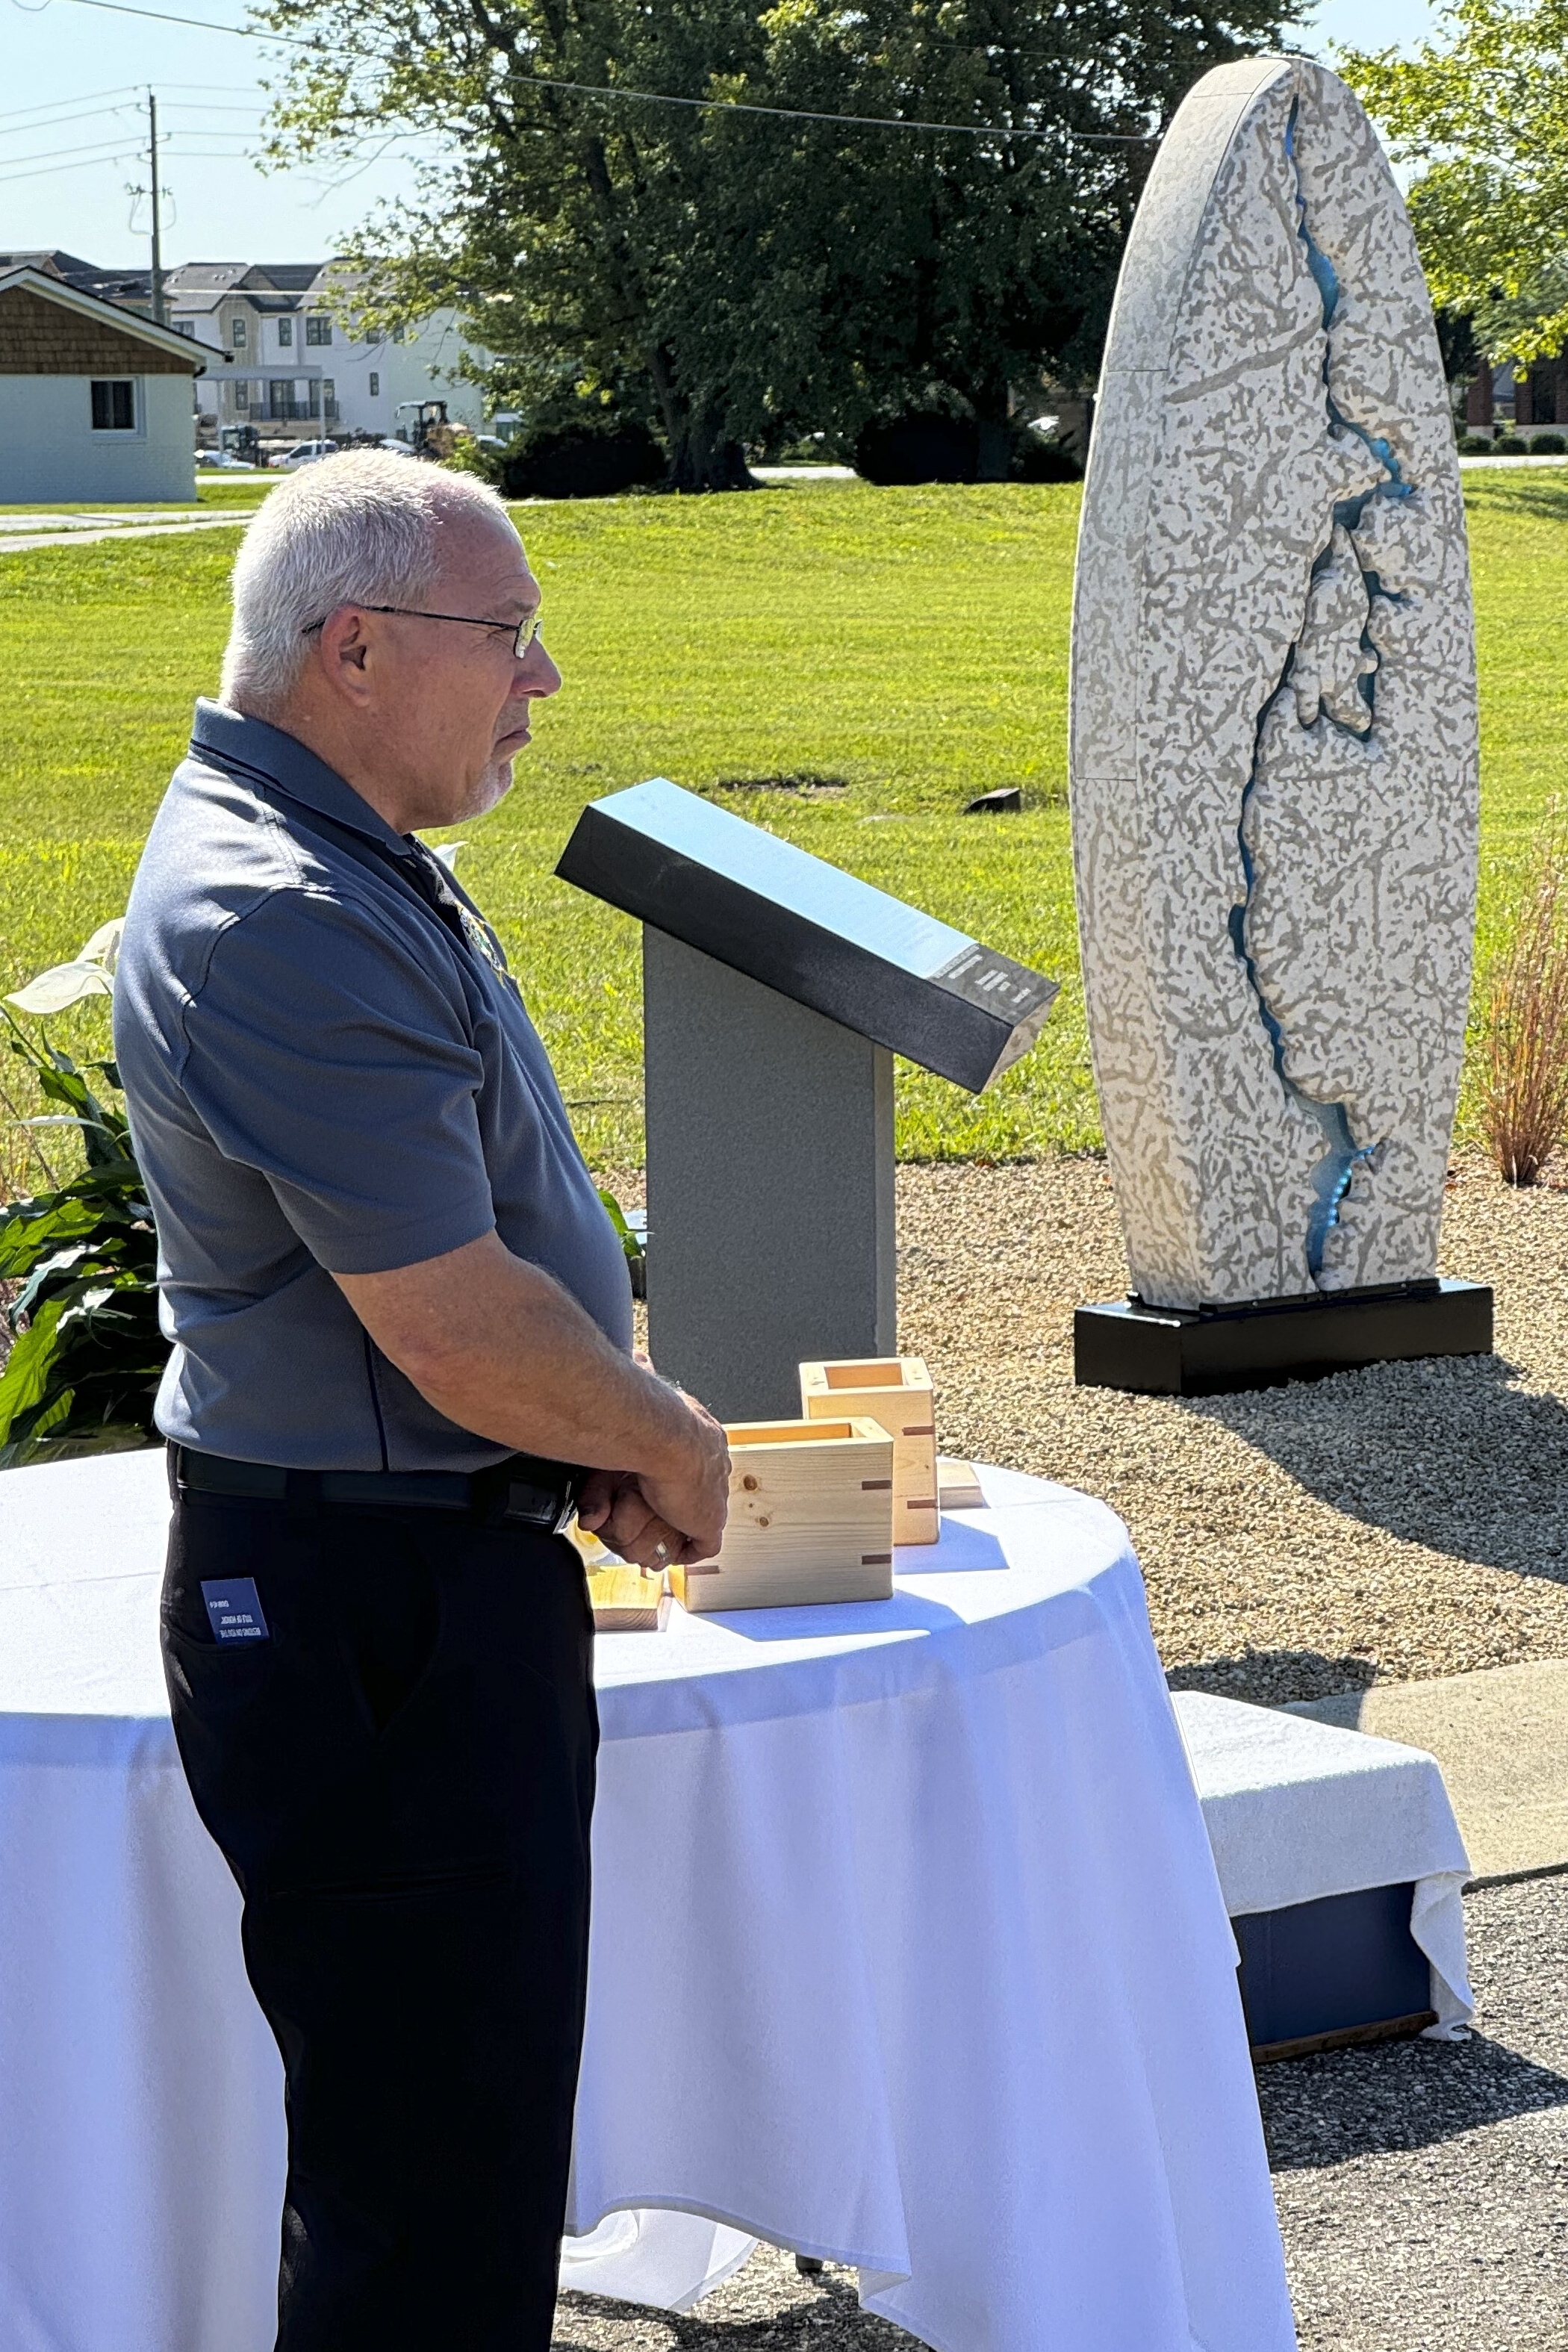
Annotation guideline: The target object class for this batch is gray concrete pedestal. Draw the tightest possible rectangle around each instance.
[643,928,895,1421]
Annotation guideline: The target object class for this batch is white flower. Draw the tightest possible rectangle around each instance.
[5,916,126,1014]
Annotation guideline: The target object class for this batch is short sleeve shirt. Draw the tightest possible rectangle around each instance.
[113,700,634,1470]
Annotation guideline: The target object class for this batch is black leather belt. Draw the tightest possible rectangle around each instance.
[172,1445,584,1534]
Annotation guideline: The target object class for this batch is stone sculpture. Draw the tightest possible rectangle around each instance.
[1070,56,1479,1311]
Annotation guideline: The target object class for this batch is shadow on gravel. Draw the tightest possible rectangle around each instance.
[1259,2026,1568,2169]
[557,2268,914,2349]
[1166,1650,1381,1704]
[1180,1351,1568,1587]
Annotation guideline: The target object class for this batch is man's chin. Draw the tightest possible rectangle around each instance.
[461,759,515,818]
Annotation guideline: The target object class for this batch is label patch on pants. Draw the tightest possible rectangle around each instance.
[201,1577,270,1643]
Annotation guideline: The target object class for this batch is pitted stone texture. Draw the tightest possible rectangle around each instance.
[1069,57,1478,1310]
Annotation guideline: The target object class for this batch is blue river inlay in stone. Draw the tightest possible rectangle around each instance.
[1227,99,1405,1279]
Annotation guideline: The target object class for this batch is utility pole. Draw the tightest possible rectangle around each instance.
[147,91,165,326]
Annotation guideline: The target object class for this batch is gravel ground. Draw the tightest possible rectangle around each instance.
[554,1876,1568,2352]
[1262,1874,1568,2351]
[894,1150,1568,1704]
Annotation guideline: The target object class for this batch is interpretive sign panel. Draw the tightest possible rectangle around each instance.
[557,779,1057,1094]
[558,780,1060,1416]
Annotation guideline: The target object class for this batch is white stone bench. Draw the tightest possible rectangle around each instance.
[1174,1690,1473,2056]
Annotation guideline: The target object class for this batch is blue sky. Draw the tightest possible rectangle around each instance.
[1,0,1444,272]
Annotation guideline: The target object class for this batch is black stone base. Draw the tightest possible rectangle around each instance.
[1074,1276,1493,1396]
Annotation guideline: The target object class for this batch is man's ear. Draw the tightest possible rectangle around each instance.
[311,606,374,707]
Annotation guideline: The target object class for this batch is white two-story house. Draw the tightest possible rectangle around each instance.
[163,261,492,442]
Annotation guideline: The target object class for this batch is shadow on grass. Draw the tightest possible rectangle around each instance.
[1179,1351,1568,1587]
[1260,2025,1568,2170]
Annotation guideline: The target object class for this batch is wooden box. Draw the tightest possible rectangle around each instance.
[936,1457,985,1511]
[672,1416,895,1611]
[798,1357,939,1546]
[587,1564,672,1633]
[571,1525,672,1632]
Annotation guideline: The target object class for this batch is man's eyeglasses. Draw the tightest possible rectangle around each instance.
[301,605,544,656]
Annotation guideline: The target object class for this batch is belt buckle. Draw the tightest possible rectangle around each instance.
[479,1466,577,1535]
[505,1479,579,1536]
[474,1458,585,1533]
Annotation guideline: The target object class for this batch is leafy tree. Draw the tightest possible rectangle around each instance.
[264,0,1301,487]
[1342,0,1568,367]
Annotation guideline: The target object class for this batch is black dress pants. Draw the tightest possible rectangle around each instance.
[161,1461,597,2352]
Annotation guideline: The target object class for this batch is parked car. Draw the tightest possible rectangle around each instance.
[196,450,256,470]
[279,440,339,470]
[377,437,416,456]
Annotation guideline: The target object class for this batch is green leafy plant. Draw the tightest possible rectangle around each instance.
[0,924,167,1469]
[596,1186,647,1301]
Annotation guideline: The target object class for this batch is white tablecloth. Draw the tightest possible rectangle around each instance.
[0,1450,1296,2352]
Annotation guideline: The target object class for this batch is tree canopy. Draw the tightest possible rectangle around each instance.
[264,0,1301,486]
[1342,0,1568,369]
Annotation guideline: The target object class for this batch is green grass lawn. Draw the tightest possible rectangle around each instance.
[1,473,1564,1189]
[0,479,277,520]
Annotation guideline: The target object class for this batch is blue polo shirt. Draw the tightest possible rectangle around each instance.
[113,700,633,1471]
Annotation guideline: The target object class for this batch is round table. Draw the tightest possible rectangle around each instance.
[0,1450,1295,2352]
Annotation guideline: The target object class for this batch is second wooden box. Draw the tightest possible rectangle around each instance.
[798,1356,939,1546]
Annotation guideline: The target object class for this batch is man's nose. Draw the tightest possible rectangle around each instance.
[517,634,561,697]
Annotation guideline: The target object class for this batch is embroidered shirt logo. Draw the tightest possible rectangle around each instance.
[459,906,506,973]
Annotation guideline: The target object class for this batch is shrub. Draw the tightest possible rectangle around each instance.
[1478,825,1568,1185]
[499,420,665,500]
[1531,432,1567,454]
[1492,433,1528,454]
[856,413,980,485]
[1014,438,1083,482]
[1456,433,1495,452]
[440,432,501,482]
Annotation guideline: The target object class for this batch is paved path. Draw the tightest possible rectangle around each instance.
[1291,1660,1568,1882]
[0,514,252,553]
[750,464,859,483]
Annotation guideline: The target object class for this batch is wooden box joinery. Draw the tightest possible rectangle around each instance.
[799,1357,939,1546]
[672,1416,896,1610]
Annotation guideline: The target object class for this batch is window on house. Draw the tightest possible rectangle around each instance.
[368,370,379,397]
[230,317,247,346]
[391,323,405,343]
[90,379,135,431]
[305,315,332,346]
[278,317,293,347]
[234,381,249,411]
[174,318,196,337]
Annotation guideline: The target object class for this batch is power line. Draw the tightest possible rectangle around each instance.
[0,145,144,181]
[0,128,264,181]
[29,0,1161,143]
[0,81,143,123]
[0,97,262,143]
[0,131,158,167]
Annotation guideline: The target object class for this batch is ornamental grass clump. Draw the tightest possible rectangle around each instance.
[1479,827,1568,1186]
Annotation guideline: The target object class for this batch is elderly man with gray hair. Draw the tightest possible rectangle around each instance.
[113,452,729,2351]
